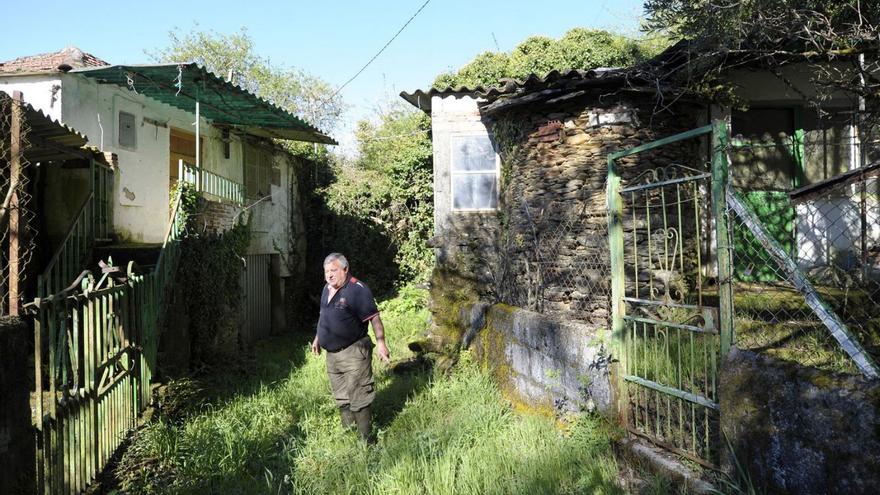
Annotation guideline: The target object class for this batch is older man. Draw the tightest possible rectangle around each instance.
[311,253,390,443]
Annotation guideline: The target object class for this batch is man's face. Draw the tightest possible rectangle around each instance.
[324,260,348,289]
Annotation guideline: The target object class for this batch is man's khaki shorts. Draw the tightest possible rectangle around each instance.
[326,336,375,412]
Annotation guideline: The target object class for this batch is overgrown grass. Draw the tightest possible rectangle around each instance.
[115,287,623,494]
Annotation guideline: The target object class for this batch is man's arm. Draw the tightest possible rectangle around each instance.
[311,334,321,356]
[370,315,391,363]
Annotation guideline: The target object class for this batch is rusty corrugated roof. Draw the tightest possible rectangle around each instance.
[0,46,109,74]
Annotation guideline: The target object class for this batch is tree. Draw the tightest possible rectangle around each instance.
[642,1,880,114]
[149,26,345,133]
[434,28,667,89]
[320,103,434,287]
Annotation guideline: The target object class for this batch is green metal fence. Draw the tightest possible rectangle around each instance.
[178,159,245,205]
[37,161,113,298]
[27,189,186,494]
[607,121,733,468]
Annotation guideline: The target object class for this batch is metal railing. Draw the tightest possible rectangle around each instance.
[178,160,245,205]
[37,161,113,298]
[28,188,187,494]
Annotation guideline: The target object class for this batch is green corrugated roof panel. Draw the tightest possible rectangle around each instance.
[72,63,336,144]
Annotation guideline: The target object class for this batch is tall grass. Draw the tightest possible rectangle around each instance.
[115,287,623,494]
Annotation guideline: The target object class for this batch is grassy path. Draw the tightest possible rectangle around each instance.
[114,288,625,494]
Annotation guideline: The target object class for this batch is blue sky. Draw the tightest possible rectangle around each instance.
[1,0,647,153]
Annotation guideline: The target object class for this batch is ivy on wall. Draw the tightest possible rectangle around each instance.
[174,187,252,364]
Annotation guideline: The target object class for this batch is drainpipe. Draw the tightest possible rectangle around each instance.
[195,100,201,191]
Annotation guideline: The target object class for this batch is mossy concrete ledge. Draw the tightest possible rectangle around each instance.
[720,347,880,494]
[465,303,613,415]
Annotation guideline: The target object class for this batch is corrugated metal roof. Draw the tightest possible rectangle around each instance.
[400,68,626,113]
[1,91,109,163]
[72,63,336,145]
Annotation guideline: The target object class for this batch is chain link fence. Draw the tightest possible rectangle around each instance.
[497,198,611,325]
[727,167,880,375]
[0,94,37,315]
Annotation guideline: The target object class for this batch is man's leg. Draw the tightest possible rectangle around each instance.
[327,338,375,440]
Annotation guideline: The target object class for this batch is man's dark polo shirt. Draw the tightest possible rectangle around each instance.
[317,275,380,352]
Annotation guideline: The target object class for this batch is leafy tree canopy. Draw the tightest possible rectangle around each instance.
[642,1,880,108]
[433,28,668,89]
[149,26,345,134]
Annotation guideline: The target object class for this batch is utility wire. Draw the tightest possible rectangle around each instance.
[327,0,432,102]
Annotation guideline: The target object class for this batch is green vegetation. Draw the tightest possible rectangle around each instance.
[114,288,625,494]
[434,27,669,89]
[150,26,344,133]
[310,104,434,292]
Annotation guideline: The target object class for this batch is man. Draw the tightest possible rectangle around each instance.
[311,253,390,443]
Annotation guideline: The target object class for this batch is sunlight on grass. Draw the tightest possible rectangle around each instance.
[115,287,623,494]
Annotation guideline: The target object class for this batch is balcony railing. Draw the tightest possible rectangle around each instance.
[178,160,245,205]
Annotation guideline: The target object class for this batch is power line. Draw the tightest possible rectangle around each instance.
[327,0,432,101]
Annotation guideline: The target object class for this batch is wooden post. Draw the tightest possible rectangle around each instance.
[9,91,23,315]
[606,153,627,427]
[711,119,734,357]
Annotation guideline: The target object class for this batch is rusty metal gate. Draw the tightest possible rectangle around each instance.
[607,121,733,467]
[241,254,271,343]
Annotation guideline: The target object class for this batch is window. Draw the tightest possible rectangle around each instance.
[245,142,273,198]
[451,134,499,210]
[221,128,231,159]
[118,111,136,149]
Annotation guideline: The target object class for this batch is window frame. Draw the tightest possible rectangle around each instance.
[449,133,501,212]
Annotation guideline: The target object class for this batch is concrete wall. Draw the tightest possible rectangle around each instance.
[720,347,880,494]
[465,303,613,415]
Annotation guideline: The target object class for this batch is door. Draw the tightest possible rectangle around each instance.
[169,128,200,187]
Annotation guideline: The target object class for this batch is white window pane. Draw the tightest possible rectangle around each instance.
[453,173,498,210]
[452,135,496,171]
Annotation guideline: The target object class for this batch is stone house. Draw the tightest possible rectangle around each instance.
[401,44,880,491]
[0,46,334,340]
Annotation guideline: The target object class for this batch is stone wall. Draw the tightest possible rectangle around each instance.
[720,348,880,494]
[430,91,705,326]
[0,317,33,493]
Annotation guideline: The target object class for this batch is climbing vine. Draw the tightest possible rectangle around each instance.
[175,196,252,364]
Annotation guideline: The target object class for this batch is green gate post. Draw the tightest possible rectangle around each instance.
[606,153,627,426]
[711,119,734,356]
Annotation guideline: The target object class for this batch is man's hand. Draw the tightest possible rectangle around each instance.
[311,336,321,356]
[376,339,391,364]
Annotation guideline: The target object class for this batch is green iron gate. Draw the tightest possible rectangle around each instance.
[607,121,733,467]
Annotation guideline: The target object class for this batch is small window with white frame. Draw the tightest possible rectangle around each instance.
[451,134,499,211]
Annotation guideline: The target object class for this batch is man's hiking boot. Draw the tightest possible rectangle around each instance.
[339,404,356,430]
[353,405,376,444]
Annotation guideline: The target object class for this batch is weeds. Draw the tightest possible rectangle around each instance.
[115,287,624,494]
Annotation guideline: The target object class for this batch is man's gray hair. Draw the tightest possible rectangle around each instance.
[323,253,349,269]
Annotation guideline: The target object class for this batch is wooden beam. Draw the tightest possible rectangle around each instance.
[9,91,22,315]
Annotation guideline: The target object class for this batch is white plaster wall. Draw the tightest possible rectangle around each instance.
[245,150,293,275]
[796,196,880,273]
[0,76,63,121]
[58,74,249,242]
[430,95,494,235]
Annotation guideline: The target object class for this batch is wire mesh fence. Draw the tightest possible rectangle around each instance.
[0,93,37,315]
[726,167,880,376]
[497,198,611,325]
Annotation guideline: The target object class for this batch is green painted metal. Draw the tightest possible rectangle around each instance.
[179,160,246,205]
[72,64,335,145]
[27,188,188,494]
[608,121,730,468]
